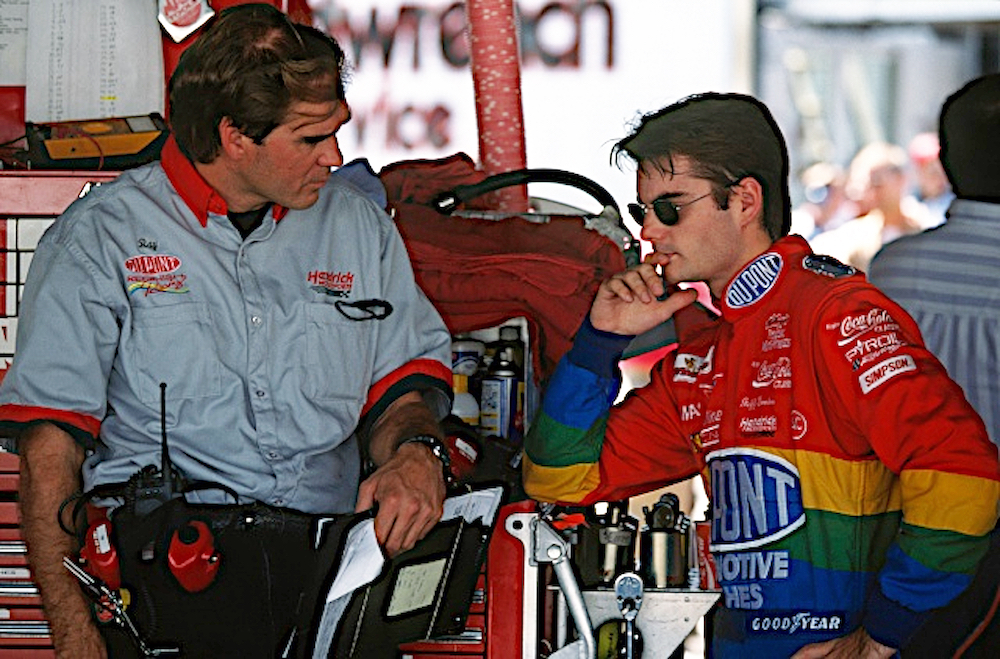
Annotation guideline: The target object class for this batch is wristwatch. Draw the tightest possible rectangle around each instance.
[398,435,453,481]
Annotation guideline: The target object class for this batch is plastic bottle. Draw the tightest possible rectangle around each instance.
[451,373,480,428]
[451,336,485,377]
[497,325,525,379]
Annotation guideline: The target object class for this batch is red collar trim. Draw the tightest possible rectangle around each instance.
[161,136,289,226]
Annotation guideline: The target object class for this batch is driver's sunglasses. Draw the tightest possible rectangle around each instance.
[627,192,713,227]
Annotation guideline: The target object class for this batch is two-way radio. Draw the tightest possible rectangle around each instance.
[124,383,187,516]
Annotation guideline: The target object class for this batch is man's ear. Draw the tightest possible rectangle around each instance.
[218,117,251,160]
[731,176,765,230]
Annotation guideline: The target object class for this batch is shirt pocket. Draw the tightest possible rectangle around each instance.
[303,303,374,401]
[131,302,222,404]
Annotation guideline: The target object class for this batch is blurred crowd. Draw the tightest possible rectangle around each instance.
[791,131,955,272]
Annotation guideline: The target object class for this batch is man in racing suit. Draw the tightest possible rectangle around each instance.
[523,93,1000,658]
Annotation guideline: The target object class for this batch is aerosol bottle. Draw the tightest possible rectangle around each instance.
[479,347,522,442]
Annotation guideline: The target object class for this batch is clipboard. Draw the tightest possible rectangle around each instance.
[293,486,506,659]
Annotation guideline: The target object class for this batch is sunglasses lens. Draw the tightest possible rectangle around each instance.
[627,203,646,225]
[653,199,680,226]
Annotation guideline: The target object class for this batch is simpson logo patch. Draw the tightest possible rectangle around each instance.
[124,254,188,295]
[726,253,783,309]
[859,354,916,393]
[308,270,354,298]
[708,448,805,552]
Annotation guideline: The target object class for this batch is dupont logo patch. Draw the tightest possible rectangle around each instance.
[726,253,783,309]
[124,254,181,274]
[708,448,805,551]
[859,354,916,393]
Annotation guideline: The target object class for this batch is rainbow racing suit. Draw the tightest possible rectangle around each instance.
[524,236,1000,657]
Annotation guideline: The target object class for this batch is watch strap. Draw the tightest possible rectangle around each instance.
[398,435,453,481]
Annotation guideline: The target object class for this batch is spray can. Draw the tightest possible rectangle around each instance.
[479,347,522,441]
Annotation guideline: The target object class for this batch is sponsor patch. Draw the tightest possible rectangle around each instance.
[726,253,783,308]
[762,312,791,351]
[673,346,714,383]
[748,611,846,635]
[739,415,778,435]
[859,354,916,393]
[127,275,189,295]
[124,254,188,295]
[842,330,906,371]
[739,395,775,412]
[751,356,792,389]
[308,269,354,298]
[125,254,181,274]
[831,307,897,346]
[803,253,855,278]
[791,410,807,440]
[708,448,805,552]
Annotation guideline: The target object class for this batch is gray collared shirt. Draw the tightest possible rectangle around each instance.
[869,198,1000,447]
[0,162,451,514]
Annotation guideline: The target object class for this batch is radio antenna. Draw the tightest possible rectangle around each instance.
[159,382,175,500]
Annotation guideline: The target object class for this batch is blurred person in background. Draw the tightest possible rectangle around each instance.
[906,131,954,228]
[869,74,1000,657]
[811,141,933,272]
[790,161,856,241]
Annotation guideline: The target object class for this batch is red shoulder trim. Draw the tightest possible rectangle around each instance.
[362,359,452,417]
[0,404,101,440]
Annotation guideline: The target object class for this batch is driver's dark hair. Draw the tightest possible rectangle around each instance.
[613,92,792,240]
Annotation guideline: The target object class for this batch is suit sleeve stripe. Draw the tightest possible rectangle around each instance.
[898,522,992,574]
[539,358,620,429]
[524,413,607,467]
[522,454,600,504]
[900,469,1000,536]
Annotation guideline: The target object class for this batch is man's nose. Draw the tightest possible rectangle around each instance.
[639,210,667,242]
[319,137,344,168]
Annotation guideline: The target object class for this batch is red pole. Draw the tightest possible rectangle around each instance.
[466,0,530,212]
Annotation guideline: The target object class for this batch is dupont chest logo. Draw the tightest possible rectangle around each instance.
[726,253,783,309]
[308,270,355,298]
[124,254,188,296]
[708,448,805,551]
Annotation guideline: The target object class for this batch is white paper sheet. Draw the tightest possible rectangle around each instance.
[25,0,164,122]
[0,0,29,86]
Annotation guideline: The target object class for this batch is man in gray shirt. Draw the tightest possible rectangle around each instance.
[869,72,1000,658]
